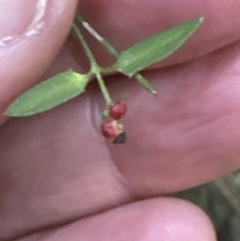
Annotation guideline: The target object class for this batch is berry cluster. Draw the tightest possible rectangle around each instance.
[101,101,127,144]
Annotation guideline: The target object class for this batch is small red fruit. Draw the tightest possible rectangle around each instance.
[109,101,127,120]
[101,120,123,140]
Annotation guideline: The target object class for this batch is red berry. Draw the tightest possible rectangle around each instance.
[101,120,123,139]
[109,101,127,120]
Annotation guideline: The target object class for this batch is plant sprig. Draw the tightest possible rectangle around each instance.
[75,14,157,94]
[4,14,203,143]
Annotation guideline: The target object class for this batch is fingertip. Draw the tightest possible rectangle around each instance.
[0,0,78,124]
[40,198,216,241]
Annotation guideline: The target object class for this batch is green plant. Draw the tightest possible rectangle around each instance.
[4,14,203,143]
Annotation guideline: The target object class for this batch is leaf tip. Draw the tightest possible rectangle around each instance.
[3,110,16,117]
[2,111,9,117]
[152,90,158,96]
[199,16,204,23]
[3,107,22,117]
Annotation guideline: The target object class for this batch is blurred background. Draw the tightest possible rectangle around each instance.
[173,170,240,241]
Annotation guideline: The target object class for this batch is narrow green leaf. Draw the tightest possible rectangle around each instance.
[5,69,90,116]
[115,17,203,77]
[134,73,157,94]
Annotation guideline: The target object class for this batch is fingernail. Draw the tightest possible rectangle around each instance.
[0,0,48,46]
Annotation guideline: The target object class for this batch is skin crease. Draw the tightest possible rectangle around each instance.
[1,0,240,240]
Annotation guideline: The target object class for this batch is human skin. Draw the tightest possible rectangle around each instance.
[1,0,240,240]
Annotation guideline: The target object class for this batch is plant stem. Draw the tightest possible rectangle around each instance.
[75,15,119,57]
[96,73,112,106]
[75,14,157,95]
[72,24,98,71]
[72,24,113,106]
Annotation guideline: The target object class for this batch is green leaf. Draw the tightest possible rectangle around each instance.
[134,73,157,94]
[114,17,203,77]
[5,69,90,116]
